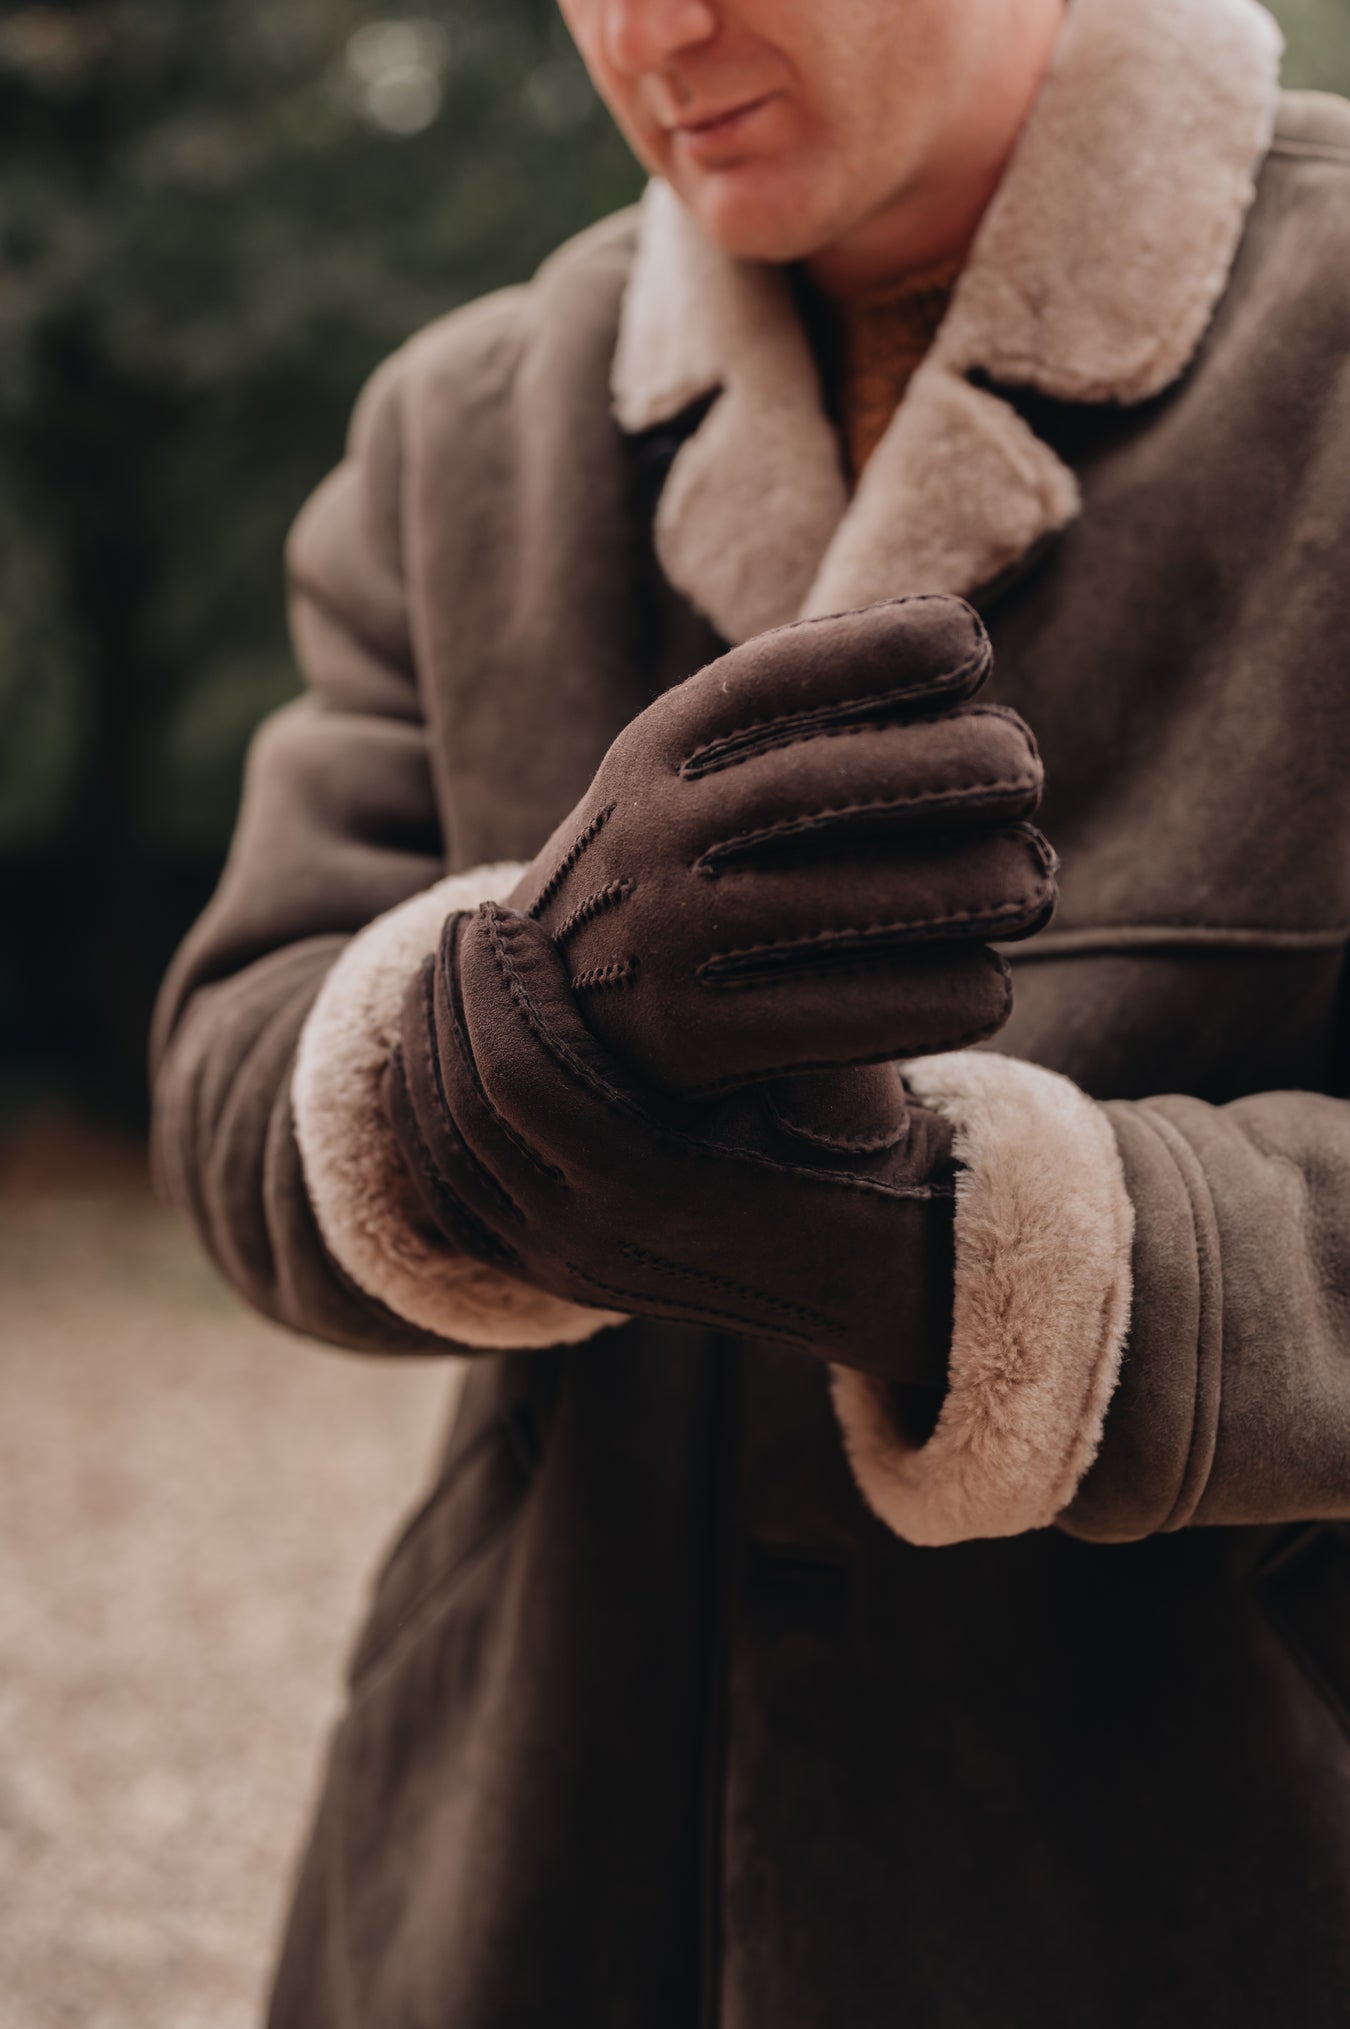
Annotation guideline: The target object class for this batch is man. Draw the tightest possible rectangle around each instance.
[151,0,1350,2020]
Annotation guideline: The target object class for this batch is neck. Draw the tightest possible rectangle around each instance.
[805,0,1067,301]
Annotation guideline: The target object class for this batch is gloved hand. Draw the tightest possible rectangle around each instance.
[378,596,1056,1385]
[505,595,1054,1096]
[381,901,962,1384]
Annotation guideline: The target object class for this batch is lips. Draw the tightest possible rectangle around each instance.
[670,91,778,138]
[666,90,781,164]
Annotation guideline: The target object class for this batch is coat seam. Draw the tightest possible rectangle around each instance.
[1142,1109,1226,1534]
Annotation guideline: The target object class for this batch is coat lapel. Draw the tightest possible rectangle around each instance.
[611,0,1284,645]
[613,186,847,641]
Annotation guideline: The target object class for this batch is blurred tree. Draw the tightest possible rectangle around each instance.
[0,0,640,1121]
[0,0,1343,1123]
[1279,0,1350,93]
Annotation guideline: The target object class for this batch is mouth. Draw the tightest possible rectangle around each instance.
[669,91,780,142]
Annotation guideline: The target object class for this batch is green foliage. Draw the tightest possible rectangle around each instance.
[1278,0,1350,93]
[0,0,640,845]
[0,0,640,1113]
[0,0,1344,1115]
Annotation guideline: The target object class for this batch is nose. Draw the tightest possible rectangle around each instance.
[600,0,718,75]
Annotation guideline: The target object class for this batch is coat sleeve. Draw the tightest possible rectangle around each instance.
[149,335,614,1358]
[829,1042,1350,1546]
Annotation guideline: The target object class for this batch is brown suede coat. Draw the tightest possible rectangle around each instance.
[151,0,1350,2018]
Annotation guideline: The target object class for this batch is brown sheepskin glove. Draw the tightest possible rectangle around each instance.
[381,902,962,1383]
[378,596,1056,1385]
[504,595,1054,1097]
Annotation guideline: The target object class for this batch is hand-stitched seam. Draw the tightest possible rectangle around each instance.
[682,678,981,777]
[1139,1109,1224,1537]
[700,1148,946,1197]
[761,1093,912,1155]
[696,893,1053,981]
[679,635,991,778]
[571,959,638,992]
[964,702,1044,766]
[388,1040,525,1265]
[615,1240,839,1333]
[683,704,1036,780]
[695,775,1042,872]
[1006,923,1350,957]
[560,1261,825,1348]
[439,921,566,1186]
[415,957,530,1224]
[527,804,616,919]
[411,1142,525,1270]
[555,878,635,942]
[1025,825,1059,878]
[480,904,957,1199]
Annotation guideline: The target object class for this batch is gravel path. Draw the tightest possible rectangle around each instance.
[0,1139,460,2028]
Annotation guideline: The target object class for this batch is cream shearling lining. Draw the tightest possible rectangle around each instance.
[611,0,1283,643]
[830,1052,1136,1548]
[292,863,624,1349]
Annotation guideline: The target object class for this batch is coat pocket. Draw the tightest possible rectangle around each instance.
[347,1397,542,1693]
[1256,1523,1350,1737]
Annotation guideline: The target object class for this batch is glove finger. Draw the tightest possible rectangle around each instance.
[642,595,992,776]
[390,933,549,1249]
[381,1032,527,1271]
[684,705,1043,874]
[649,943,1016,1096]
[677,823,1057,983]
[388,910,600,1254]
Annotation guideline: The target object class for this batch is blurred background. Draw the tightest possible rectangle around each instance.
[1,0,1347,1132]
[0,0,642,1135]
[1,2,1347,2023]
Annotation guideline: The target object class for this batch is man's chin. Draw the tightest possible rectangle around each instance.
[677,170,838,268]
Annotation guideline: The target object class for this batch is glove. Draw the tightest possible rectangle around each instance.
[378,596,1057,1385]
[381,902,961,1384]
[505,595,1055,1097]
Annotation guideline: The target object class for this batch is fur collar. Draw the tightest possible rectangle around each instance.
[611,0,1284,644]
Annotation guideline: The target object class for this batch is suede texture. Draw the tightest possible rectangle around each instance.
[376,597,1055,1391]
[292,861,620,1349]
[146,46,1350,2029]
[502,597,1052,1097]
[383,901,960,1387]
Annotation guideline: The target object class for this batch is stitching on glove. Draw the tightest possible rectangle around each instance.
[695,891,1055,984]
[761,1091,913,1154]
[555,878,635,942]
[684,703,1027,777]
[615,1239,841,1333]
[559,1260,826,1349]
[407,1127,526,1269]
[414,961,531,1224]
[388,1042,526,1264]
[438,925,568,1187]
[480,904,957,1200]
[527,803,617,919]
[570,959,637,992]
[678,642,991,779]
[694,775,1042,873]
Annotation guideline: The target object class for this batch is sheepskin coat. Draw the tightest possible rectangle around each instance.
[151,0,1350,2020]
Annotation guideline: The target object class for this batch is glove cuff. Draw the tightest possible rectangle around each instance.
[830,1051,1135,1546]
[292,865,623,1349]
